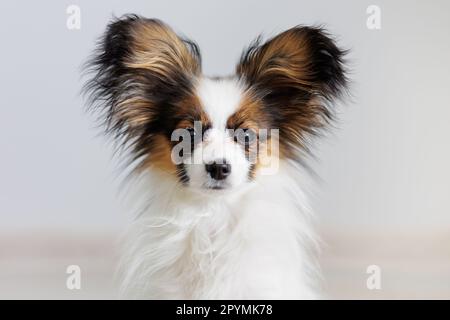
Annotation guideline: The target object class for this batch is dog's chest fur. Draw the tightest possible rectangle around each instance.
[119,163,318,299]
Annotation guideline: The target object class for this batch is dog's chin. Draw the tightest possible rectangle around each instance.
[200,184,233,195]
[185,180,240,197]
[185,179,255,199]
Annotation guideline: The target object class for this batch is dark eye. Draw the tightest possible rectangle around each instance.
[185,127,198,148]
[234,128,257,146]
[186,127,197,138]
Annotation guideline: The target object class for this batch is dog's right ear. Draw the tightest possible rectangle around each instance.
[83,14,201,139]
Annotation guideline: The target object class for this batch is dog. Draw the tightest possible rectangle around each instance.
[84,14,347,299]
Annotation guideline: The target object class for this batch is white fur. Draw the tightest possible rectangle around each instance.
[196,77,243,129]
[186,77,252,191]
[186,127,251,191]
[119,162,319,299]
[117,77,320,299]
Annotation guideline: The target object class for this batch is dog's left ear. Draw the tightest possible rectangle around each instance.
[236,26,348,151]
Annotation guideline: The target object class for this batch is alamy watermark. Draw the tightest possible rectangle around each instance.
[66,5,81,30]
[170,122,280,175]
[366,264,382,290]
[366,5,381,30]
[66,265,81,290]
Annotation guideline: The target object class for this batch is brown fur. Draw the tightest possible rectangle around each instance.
[126,20,201,79]
[85,16,347,182]
[237,26,347,160]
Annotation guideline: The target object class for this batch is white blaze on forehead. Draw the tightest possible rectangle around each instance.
[196,77,244,129]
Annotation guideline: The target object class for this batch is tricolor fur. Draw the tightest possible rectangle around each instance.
[84,14,347,299]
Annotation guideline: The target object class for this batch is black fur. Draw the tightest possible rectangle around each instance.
[83,15,202,173]
[237,26,349,159]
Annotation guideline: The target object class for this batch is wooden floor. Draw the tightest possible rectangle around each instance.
[1,229,449,299]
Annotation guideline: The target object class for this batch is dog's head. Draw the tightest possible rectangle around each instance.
[84,15,347,194]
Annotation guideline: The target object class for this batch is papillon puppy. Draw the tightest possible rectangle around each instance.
[84,14,347,299]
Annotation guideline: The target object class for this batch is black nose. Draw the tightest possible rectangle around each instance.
[205,161,231,180]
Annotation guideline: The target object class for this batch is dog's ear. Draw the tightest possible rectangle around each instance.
[84,15,201,140]
[236,26,348,155]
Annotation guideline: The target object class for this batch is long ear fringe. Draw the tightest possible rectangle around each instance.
[81,15,202,175]
[82,14,201,131]
[237,25,348,103]
[236,26,349,160]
